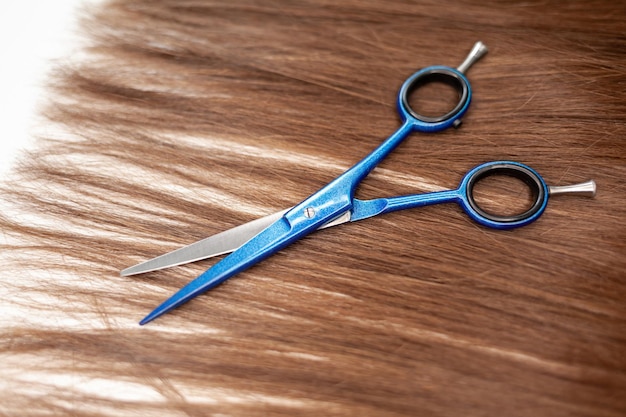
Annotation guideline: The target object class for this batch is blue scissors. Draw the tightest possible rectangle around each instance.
[123,42,596,325]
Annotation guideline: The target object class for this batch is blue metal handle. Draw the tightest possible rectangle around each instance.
[351,161,549,230]
[398,66,471,131]
[459,161,549,229]
[282,64,475,235]
[352,65,473,183]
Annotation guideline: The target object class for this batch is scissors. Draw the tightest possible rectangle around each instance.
[123,42,596,325]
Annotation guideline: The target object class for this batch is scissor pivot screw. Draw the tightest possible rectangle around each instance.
[304,207,316,218]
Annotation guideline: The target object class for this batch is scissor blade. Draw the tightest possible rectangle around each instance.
[139,215,305,325]
[120,209,288,277]
[121,209,352,277]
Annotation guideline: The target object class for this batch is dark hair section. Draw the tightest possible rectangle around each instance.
[1,1,625,416]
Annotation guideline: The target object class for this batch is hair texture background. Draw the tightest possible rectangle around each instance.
[1,1,625,416]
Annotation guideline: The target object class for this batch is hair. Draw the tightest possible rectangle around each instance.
[1,1,625,416]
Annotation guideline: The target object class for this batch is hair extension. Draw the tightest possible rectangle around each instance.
[1,1,625,416]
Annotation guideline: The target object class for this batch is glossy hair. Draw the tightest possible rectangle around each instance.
[1,1,625,416]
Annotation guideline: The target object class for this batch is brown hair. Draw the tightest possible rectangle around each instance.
[2,1,625,415]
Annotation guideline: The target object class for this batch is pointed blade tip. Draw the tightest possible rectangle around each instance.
[121,263,157,277]
[139,308,165,325]
[120,268,134,277]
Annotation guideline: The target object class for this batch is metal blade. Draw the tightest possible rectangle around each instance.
[121,209,352,276]
[120,209,288,276]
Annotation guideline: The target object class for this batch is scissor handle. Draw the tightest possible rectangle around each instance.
[397,42,488,133]
[397,66,471,132]
[458,161,549,230]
